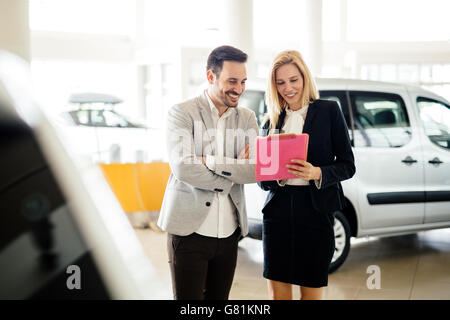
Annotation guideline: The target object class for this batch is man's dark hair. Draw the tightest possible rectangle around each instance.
[206,45,248,77]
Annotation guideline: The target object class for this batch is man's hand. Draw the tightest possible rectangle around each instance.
[238,144,250,160]
[286,159,321,181]
[197,157,206,165]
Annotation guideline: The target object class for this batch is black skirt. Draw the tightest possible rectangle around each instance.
[262,185,335,288]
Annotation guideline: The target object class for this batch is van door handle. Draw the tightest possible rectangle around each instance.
[428,157,443,165]
[401,156,417,164]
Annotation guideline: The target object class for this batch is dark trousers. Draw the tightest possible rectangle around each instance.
[167,228,241,300]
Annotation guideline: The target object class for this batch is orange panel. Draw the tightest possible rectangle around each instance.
[99,162,171,213]
[136,162,172,211]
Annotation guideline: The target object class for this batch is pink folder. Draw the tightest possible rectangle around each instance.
[255,133,309,181]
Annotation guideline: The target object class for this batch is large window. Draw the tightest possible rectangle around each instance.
[351,92,411,148]
[29,0,135,36]
[417,98,450,149]
[143,0,223,46]
[347,0,450,42]
[360,63,450,102]
[253,0,305,49]
[31,61,136,117]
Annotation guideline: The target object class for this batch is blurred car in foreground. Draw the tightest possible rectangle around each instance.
[0,50,165,299]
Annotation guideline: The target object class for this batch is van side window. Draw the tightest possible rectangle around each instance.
[319,90,354,146]
[417,97,450,149]
[350,92,411,148]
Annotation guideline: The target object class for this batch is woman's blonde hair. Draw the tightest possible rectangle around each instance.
[264,50,319,132]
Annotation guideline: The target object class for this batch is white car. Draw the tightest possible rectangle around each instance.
[240,78,450,273]
[58,93,166,163]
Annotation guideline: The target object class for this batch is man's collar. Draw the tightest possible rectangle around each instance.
[205,90,218,114]
[205,90,235,117]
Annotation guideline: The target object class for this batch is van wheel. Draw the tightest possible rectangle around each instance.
[329,211,351,273]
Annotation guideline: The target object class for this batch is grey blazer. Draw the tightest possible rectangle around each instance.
[157,91,259,236]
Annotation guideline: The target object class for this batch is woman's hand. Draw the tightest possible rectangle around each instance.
[286,159,321,181]
[238,144,250,160]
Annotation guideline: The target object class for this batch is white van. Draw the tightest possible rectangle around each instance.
[240,78,450,273]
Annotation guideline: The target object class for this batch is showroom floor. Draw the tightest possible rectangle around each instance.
[134,226,450,300]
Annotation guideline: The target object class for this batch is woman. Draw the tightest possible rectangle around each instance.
[258,50,355,300]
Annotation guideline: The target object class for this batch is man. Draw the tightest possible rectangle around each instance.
[157,45,258,300]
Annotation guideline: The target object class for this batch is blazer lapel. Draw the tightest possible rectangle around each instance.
[275,109,287,132]
[302,100,318,134]
[197,91,215,141]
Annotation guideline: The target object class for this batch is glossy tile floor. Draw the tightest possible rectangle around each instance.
[134,226,450,300]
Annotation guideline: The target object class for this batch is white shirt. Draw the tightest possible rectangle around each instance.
[279,105,322,188]
[195,92,238,238]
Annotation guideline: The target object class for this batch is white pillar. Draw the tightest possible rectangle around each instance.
[340,0,358,78]
[0,0,30,62]
[135,0,147,119]
[302,0,323,77]
[340,0,348,43]
[221,0,255,78]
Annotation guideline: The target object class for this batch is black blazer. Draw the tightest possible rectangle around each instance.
[258,99,356,214]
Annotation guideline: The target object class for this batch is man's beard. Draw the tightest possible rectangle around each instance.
[223,90,240,108]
